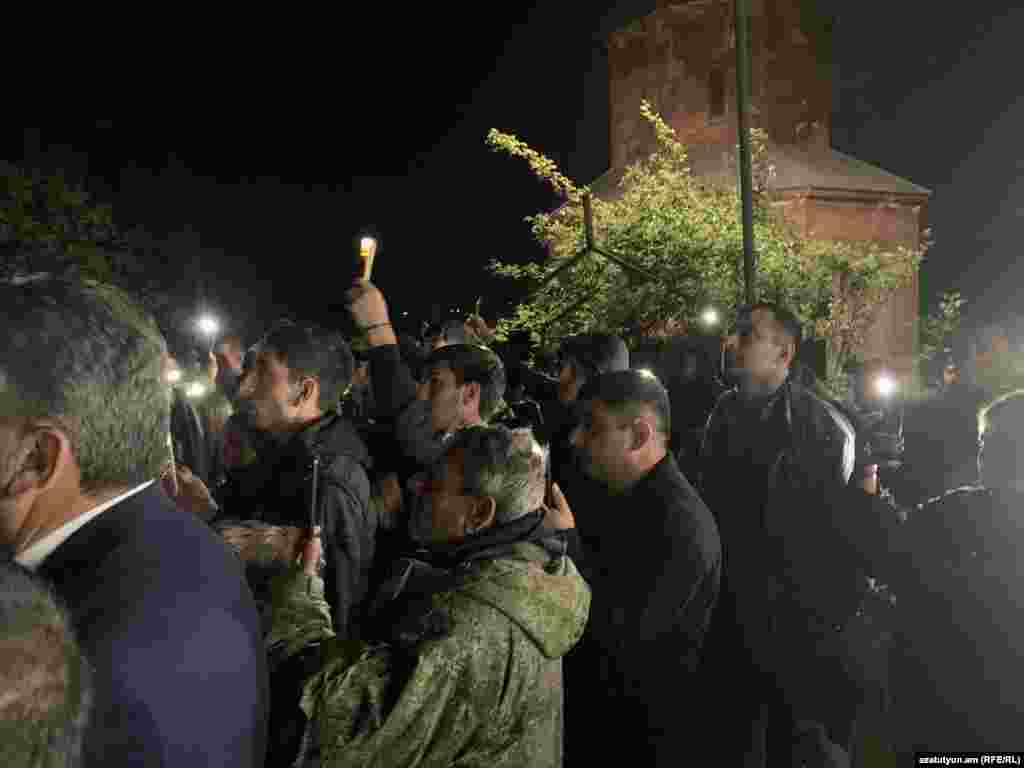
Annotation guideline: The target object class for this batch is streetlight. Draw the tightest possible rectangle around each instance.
[196,314,220,355]
[700,307,720,329]
[874,372,898,399]
[197,314,219,338]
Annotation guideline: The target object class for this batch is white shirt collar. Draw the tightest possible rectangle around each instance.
[15,480,155,572]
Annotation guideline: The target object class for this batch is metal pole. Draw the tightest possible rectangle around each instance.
[734,0,756,305]
[583,194,595,250]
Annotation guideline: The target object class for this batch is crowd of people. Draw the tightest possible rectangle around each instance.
[2,272,1023,767]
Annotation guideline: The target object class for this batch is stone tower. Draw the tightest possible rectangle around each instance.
[597,0,931,373]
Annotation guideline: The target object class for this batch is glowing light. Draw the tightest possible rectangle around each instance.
[637,368,657,379]
[700,308,720,327]
[875,374,898,398]
[185,381,207,398]
[197,315,219,337]
[165,368,182,385]
[360,236,376,252]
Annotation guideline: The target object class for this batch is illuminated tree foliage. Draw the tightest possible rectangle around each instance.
[0,164,132,282]
[487,101,924,393]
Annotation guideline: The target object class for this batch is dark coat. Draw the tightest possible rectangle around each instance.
[170,388,210,485]
[217,412,375,639]
[700,379,860,645]
[39,484,268,768]
[698,379,865,757]
[566,454,722,766]
[889,384,988,507]
[830,485,1024,753]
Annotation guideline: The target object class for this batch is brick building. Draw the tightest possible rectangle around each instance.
[592,0,930,374]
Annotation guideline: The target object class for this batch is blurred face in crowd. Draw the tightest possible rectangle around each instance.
[408,447,494,546]
[238,345,319,436]
[215,337,244,373]
[728,307,793,397]
[426,362,478,433]
[943,364,960,388]
[558,359,582,404]
[573,399,635,491]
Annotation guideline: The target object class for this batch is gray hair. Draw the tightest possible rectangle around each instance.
[449,425,546,525]
[0,277,170,493]
[0,562,92,768]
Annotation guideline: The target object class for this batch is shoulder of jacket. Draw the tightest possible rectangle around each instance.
[706,389,738,423]
[920,484,989,512]
[791,385,854,438]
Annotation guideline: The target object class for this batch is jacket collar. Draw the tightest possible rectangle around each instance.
[412,509,548,569]
[277,411,370,467]
[38,483,167,592]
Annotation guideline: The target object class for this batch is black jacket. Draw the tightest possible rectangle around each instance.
[700,378,861,642]
[828,484,1024,752]
[218,411,374,638]
[566,454,722,766]
[170,388,210,485]
[39,484,268,768]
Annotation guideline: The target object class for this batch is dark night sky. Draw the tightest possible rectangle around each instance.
[7,1,1023,338]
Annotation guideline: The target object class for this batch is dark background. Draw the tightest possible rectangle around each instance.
[5,1,1021,340]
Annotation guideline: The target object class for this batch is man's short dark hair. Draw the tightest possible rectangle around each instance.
[260,321,355,411]
[558,333,630,381]
[749,302,803,351]
[397,334,427,382]
[0,562,92,767]
[579,369,672,437]
[0,277,170,493]
[426,344,506,421]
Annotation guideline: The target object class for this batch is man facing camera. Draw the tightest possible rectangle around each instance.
[0,276,267,768]
[566,369,721,766]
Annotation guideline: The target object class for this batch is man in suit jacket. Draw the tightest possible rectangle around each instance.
[565,369,722,766]
[0,275,268,768]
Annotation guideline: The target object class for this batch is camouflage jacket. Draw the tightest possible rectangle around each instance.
[268,541,591,767]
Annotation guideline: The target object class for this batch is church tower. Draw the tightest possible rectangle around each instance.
[600,0,930,373]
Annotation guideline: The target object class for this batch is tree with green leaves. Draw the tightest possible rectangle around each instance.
[918,290,965,365]
[0,164,203,335]
[0,163,137,283]
[486,101,925,395]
